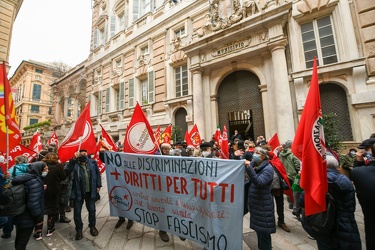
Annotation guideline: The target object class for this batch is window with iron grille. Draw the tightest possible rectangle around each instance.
[30,105,40,114]
[301,16,338,68]
[175,65,188,97]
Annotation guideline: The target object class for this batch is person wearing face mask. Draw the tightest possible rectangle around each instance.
[65,149,102,241]
[200,142,215,158]
[11,161,48,249]
[244,147,275,250]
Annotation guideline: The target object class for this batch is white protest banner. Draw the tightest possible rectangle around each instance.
[104,152,244,250]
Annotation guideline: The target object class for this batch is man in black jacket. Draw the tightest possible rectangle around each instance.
[65,149,102,240]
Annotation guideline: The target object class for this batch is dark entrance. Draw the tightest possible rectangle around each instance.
[217,70,264,141]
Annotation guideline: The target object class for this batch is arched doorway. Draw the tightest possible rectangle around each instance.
[217,70,264,141]
[320,83,353,141]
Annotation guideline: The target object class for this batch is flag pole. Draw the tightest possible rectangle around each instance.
[77,136,83,152]
[6,125,9,171]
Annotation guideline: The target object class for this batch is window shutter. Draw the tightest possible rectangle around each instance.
[98,90,102,115]
[94,29,98,48]
[148,71,154,103]
[129,78,135,107]
[110,16,116,37]
[133,0,140,22]
[106,88,110,112]
[120,81,125,109]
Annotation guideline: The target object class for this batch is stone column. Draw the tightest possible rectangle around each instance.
[269,42,295,143]
[63,98,69,122]
[55,96,62,125]
[192,69,206,138]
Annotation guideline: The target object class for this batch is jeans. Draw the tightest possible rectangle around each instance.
[1,216,13,236]
[15,226,33,250]
[256,231,272,250]
[73,192,96,231]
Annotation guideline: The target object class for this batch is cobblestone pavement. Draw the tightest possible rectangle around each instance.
[1,172,367,250]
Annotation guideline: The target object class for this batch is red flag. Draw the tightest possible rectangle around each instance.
[93,141,106,174]
[47,131,59,147]
[189,124,201,147]
[269,155,294,202]
[267,133,280,151]
[0,61,21,152]
[123,102,157,154]
[29,129,43,153]
[154,125,161,144]
[58,102,96,162]
[100,124,118,151]
[221,125,229,159]
[160,124,172,144]
[291,57,327,216]
[8,144,37,169]
[184,129,193,146]
[214,125,221,144]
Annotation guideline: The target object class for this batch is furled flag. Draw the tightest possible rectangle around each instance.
[160,124,172,144]
[58,102,96,162]
[221,125,229,159]
[29,129,43,153]
[123,102,158,154]
[291,57,327,216]
[189,124,202,147]
[6,144,38,171]
[47,131,59,147]
[154,125,161,144]
[99,124,118,151]
[0,61,21,152]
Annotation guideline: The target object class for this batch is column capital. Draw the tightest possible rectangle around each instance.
[191,69,203,75]
[268,40,287,54]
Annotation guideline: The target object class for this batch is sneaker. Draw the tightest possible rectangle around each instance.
[33,232,42,241]
[46,228,55,237]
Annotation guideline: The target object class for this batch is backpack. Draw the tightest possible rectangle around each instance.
[0,167,26,216]
[301,192,336,236]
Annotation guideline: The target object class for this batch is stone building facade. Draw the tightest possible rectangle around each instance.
[51,0,375,146]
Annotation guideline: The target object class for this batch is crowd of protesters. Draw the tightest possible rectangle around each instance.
[0,131,374,250]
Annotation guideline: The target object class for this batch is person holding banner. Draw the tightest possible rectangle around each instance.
[244,147,275,250]
[65,149,102,240]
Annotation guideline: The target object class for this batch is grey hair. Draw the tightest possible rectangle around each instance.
[254,147,269,158]
[326,154,339,169]
[15,155,28,164]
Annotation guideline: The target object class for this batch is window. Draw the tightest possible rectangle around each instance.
[106,88,111,112]
[116,81,125,110]
[141,71,154,104]
[30,105,40,113]
[32,84,41,101]
[174,27,185,38]
[133,0,152,21]
[29,118,38,125]
[175,65,188,97]
[35,69,43,74]
[98,90,102,115]
[129,78,135,107]
[110,15,116,37]
[301,16,338,68]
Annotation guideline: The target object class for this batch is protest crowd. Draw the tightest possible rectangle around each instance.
[0,61,374,250]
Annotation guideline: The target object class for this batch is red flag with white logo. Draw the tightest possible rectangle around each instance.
[1,144,37,173]
[29,129,43,154]
[189,124,201,147]
[100,124,118,151]
[291,57,327,216]
[47,131,59,147]
[93,141,106,174]
[58,102,96,162]
[123,102,157,154]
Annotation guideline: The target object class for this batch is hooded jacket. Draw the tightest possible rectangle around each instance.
[12,162,46,229]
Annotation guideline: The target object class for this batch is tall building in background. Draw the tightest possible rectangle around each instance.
[50,0,375,147]
[9,60,65,145]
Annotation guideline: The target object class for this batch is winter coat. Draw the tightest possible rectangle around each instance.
[65,158,101,201]
[43,161,67,214]
[12,162,45,229]
[278,149,300,181]
[4,163,29,186]
[245,159,275,234]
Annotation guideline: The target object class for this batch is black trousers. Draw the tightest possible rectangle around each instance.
[15,226,33,250]
[272,189,285,224]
